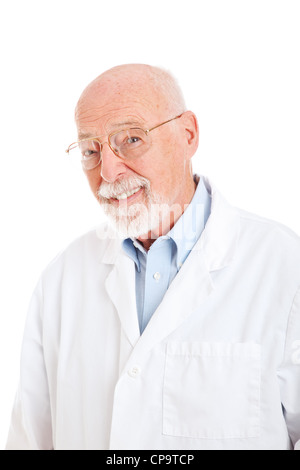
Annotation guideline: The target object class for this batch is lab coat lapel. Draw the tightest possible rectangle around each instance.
[102,235,140,348]
[200,176,240,271]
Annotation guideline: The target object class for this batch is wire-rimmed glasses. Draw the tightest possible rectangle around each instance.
[65,114,183,170]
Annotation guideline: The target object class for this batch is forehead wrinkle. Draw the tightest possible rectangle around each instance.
[75,103,107,124]
[76,105,149,138]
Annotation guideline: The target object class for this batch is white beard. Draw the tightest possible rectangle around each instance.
[97,176,171,238]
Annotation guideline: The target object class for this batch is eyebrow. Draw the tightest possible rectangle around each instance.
[110,120,144,128]
[77,132,96,140]
[77,121,145,140]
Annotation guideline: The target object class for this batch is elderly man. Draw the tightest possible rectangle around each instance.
[6,64,300,450]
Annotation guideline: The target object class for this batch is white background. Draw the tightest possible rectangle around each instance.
[0,0,299,449]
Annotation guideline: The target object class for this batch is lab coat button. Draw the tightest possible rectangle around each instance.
[128,365,141,378]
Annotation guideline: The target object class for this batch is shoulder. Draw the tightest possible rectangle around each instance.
[40,223,122,280]
[204,175,300,243]
[236,207,300,243]
[235,206,300,268]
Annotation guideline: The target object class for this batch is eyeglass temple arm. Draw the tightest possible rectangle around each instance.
[146,114,183,134]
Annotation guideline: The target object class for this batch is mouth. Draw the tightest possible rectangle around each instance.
[109,186,144,206]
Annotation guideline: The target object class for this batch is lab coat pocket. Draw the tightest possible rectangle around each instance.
[163,341,261,439]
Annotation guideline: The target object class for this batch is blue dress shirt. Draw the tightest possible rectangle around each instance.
[122,176,211,334]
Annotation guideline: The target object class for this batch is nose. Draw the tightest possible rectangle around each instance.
[100,142,127,183]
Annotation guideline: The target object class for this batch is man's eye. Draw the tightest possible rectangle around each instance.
[82,150,97,159]
[127,136,141,144]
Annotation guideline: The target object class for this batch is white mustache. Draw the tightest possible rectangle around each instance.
[97,176,150,200]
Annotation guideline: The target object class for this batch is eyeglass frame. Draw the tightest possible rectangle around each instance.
[65,113,183,169]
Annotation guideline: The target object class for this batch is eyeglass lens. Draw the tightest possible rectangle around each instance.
[73,128,151,169]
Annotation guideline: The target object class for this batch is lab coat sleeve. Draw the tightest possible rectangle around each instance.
[6,279,53,450]
[277,287,300,450]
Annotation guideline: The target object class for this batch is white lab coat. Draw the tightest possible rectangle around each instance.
[6,177,300,450]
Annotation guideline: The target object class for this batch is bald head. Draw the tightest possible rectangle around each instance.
[75,64,187,126]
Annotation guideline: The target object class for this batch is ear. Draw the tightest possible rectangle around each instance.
[180,111,199,159]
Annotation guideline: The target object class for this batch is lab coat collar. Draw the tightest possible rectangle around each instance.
[168,175,211,269]
[199,176,240,271]
[96,224,123,265]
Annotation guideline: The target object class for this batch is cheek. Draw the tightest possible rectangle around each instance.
[85,169,102,198]
[129,144,182,189]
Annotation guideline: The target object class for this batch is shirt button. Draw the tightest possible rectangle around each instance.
[128,365,141,378]
[153,272,161,281]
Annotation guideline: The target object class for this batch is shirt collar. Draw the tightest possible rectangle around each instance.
[122,237,142,272]
[168,175,211,269]
[122,175,211,270]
